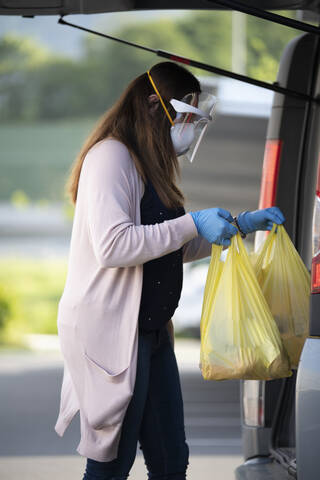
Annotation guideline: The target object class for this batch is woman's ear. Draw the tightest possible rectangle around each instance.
[148,94,160,114]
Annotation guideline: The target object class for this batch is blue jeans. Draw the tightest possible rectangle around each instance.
[82,324,189,480]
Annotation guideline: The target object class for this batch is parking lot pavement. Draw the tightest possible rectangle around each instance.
[0,454,243,480]
[0,338,243,479]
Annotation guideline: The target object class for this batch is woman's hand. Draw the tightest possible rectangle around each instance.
[236,207,285,234]
[166,319,175,350]
[189,207,238,247]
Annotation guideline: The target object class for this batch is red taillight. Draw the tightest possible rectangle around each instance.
[254,139,283,251]
[312,254,320,293]
[258,139,283,209]
[311,154,320,294]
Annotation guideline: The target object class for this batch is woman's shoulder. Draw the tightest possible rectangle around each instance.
[87,137,132,165]
[82,137,140,193]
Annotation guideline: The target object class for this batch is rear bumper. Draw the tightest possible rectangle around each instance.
[235,457,289,480]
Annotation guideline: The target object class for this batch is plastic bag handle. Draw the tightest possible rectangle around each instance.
[253,223,278,271]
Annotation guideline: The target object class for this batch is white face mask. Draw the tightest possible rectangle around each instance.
[170,122,195,156]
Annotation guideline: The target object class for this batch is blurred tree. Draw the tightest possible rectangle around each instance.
[0,11,300,122]
[80,16,203,110]
[24,58,95,119]
[0,33,51,121]
[246,10,298,81]
[175,11,232,71]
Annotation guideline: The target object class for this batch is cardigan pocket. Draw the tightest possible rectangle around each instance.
[83,350,133,430]
[84,350,130,380]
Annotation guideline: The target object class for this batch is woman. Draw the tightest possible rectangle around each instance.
[54,61,285,480]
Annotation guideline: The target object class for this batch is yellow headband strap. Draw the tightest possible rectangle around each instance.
[147,70,174,126]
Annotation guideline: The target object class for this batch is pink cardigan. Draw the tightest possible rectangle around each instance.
[54,138,212,462]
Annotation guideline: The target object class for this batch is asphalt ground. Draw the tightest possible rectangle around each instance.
[0,339,243,479]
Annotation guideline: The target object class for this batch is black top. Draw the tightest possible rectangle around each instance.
[138,178,185,332]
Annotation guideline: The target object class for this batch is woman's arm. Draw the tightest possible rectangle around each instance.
[84,139,198,268]
[182,235,212,263]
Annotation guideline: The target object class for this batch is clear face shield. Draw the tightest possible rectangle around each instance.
[146,70,217,163]
[170,92,218,163]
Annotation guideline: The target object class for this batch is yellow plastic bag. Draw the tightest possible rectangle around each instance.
[252,223,310,368]
[199,232,292,381]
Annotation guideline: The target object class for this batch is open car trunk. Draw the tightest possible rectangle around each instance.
[1,0,320,17]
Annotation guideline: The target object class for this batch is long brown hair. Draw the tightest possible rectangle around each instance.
[65,61,201,210]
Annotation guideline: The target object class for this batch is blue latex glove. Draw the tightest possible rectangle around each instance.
[189,207,238,246]
[237,207,285,234]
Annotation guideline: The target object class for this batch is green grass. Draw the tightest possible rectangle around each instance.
[0,257,67,348]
